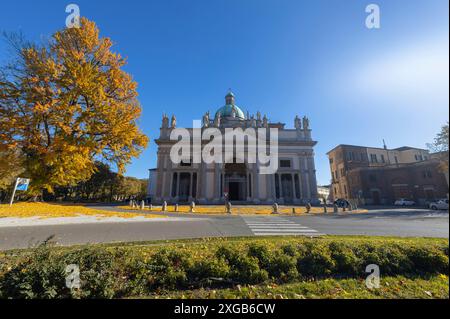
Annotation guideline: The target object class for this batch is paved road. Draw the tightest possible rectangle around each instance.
[0,208,448,250]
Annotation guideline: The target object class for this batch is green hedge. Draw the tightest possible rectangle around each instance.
[0,238,448,299]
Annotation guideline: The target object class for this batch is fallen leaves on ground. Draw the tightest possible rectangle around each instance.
[0,202,165,219]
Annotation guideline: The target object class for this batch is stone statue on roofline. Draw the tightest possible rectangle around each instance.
[251,115,256,128]
[214,113,221,127]
[263,115,268,128]
[302,116,310,130]
[171,115,177,128]
[295,115,301,129]
[162,113,169,129]
[203,112,210,128]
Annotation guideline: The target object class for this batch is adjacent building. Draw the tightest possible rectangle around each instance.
[327,144,448,205]
[149,92,319,205]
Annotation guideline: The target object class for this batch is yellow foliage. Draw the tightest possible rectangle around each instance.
[0,17,148,193]
[0,202,164,219]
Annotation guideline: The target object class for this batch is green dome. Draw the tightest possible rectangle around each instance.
[215,104,245,120]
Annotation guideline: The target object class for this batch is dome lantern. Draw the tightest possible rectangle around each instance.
[215,90,245,120]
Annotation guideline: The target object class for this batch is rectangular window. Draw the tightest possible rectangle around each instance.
[394,156,398,164]
[381,154,385,163]
[370,154,377,163]
[280,160,291,168]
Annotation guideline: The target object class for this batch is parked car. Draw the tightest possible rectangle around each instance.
[394,198,415,206]
[429,199,449,210]
[334,198,350,208]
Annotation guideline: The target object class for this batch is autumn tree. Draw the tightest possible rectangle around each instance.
[428,122,449,174]
[0,18,148,194]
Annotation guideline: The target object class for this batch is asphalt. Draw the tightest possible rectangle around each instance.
[0,207,448,250]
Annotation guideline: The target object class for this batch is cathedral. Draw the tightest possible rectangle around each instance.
[148,92,319,205]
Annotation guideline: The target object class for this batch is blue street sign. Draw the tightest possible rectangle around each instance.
[16,178,30,191]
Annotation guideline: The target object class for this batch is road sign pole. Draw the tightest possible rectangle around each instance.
[9,178,19,207]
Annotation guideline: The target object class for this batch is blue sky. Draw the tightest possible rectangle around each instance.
[1,0,448,185]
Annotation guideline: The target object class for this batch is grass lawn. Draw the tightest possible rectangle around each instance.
[1,236,448,299]
[146,275,449,299]
[119,204,368,215]
[0,202,165,219]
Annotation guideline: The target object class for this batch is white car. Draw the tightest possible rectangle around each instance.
[394,198,416,206]
[429,199,449,210]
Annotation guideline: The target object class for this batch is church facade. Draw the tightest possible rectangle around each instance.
[148,92,319,205]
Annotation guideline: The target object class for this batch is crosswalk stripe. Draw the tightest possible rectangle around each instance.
[242,216,323,237]
[251,229,318,232]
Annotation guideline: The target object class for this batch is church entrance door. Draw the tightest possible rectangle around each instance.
[224,162,247,202]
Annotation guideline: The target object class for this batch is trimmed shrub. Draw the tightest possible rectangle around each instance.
[0,238,448,298]
[0,245,121,299]
[297,242,336,277]
[329,242,361,276]
[63,247,122,298]
[146,248,192,289]
[216,246,268,284]
[0,245,69,299]
[281,244,298,257]
[267,253,299,282]
[406,246,449,275]
[248,243,273,269]
[187,258,231,286]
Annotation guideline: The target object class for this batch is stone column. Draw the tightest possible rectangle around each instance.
[199,163,207,204]
[221,172,225,201]
[278,173,284,204]
[304,172,311,199]
[307,156,318,200]
[170,172,175,199]
[215,165,221,202]
[253,164,260,203]
[176,172,180,198]
[162,155,170,200]
[291,173,298,203]
[267,174,275,203]
[298,173,304,201]
[189,172,193,197]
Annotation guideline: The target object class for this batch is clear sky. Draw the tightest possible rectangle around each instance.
[1,0,448,185]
